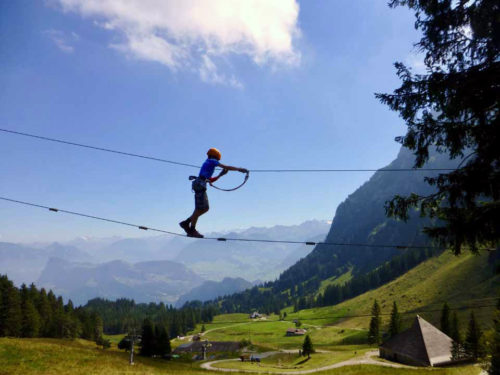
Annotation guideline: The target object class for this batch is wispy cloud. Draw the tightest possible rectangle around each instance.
[405,52,427,74]
[53,0,301,86]
[45,29,79,53]
[199,55,243,89]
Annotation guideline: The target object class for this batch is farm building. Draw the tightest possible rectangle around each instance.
[250,312,262,319]
[286,328,307,336]
[379,315,460,367]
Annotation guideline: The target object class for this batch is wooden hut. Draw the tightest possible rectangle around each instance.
[379,315,459,367]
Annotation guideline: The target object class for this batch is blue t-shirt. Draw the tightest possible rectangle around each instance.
[199,158,220,179]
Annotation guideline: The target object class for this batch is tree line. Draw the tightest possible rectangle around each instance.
[0,274,103,342]
[213,247,442,315]
[83,298,218,339]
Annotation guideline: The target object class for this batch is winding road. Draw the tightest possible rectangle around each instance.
[200,350,408,374]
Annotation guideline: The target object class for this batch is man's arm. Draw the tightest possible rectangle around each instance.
[218,163,248,173]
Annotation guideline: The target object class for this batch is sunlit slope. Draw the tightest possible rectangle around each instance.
[0,338,480,375]
[287,251,498,330]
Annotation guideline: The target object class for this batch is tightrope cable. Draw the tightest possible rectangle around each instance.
[0,128,457,173]
[3,196,491,250]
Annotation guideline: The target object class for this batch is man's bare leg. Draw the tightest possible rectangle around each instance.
[189,208,208,230]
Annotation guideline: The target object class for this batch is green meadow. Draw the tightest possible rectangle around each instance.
[0,338,481,375]
[213,350,368,372]
[284,251,499,331]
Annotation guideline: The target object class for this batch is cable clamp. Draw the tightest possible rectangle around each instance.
[49,208,58,212]
[138,226,148,231]
[305,242,316,246]
[217,238,227,242]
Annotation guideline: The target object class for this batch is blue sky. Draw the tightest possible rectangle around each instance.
[0,0,423,243]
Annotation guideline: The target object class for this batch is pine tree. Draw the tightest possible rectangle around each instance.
[140,319,156,357]
[36,289,52,336]
[0,275,13,336]
[389,301,401,338]
[155,324,171,357]
[21,300,40,338]
[92,313,103,341]
[451,312,464,360]
[464,311,485,361]
[451,312,461,343]
[302,335,314,359]
[368,300,381,344]
[489,299,500,375]
[379,0,500,254]
[441,303,451,336]
[4,285,21,337]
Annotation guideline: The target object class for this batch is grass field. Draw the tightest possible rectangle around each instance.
[195,318,368,351]
[0,338,481,375]
[284,251,499,330]
[315,269,353,297]
[1,250,495,374]
[103,333,126,345]
[214,350,367,372]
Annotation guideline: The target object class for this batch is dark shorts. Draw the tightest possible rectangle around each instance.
[192,178,209,211]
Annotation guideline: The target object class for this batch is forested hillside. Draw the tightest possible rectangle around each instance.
[0,275,102,341]
[210,147,465,313]
[83,298,218,337]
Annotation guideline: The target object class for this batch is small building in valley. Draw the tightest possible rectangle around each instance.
[250,312,262,319]
[286,328,307,336]
[379,315,459,367]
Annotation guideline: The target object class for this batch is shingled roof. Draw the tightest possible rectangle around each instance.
[379,315,454,367]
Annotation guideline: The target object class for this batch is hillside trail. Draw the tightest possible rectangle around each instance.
[200,349,409,374]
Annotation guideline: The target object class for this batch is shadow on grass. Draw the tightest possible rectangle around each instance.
[296,357,311,365]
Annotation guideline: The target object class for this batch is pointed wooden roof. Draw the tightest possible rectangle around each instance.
[380,315,454,366]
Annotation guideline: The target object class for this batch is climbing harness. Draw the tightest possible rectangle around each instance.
[189,170,250,192]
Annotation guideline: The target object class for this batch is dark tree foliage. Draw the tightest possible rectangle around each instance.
[155,324,172,357]
[214,246,440,315]
[0,275,101,340]
[83,298,217,338]
[140,319,156,357]
[450,311,461,343]
[302,335,314,358]
[490,299,500,375]
[118,336,133,351]
[389,301,401,338]
[464,311,485,360]
[441,302,451,336]
[368,300,382,345]
[95,336,111,349]
[377,0,500,254]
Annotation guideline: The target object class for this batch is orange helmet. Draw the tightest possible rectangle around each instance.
[207,148,221,160]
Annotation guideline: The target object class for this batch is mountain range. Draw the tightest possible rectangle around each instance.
[211,147,480,313]
[0,220,329,305]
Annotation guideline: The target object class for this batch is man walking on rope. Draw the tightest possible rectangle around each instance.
[179,148,248,238]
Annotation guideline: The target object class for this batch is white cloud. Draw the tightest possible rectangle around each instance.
[199,55,243,88]
[53,0,301,85]
[405,52,427,74]
[45,29,79,53]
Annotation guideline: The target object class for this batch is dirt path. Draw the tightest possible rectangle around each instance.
[173,322,252,343]
[201,350,408,374]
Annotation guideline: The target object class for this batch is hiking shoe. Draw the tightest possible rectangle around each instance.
[188,229,204,238]
[179,220,191,234]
